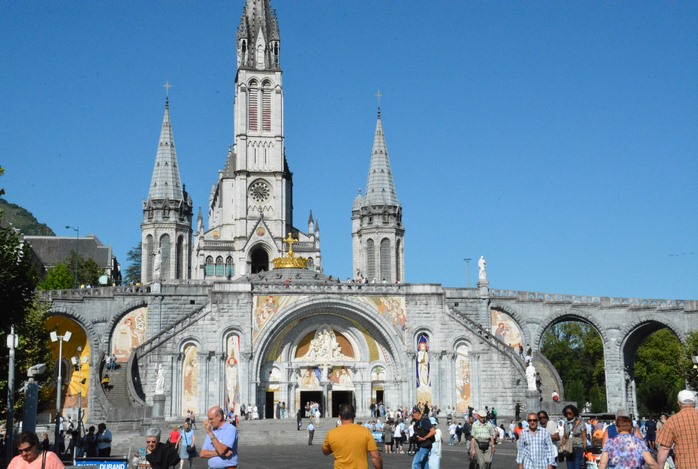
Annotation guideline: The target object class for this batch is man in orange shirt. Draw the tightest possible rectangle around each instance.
[322,403,382,469]
[656,389,698,469]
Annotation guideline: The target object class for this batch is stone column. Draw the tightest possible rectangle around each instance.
[471,353,481,410]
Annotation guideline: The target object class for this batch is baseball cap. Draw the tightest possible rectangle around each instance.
[412,407,422,414]
[476,409,487,417]
[615,408,630,419]
[678,389,696,404]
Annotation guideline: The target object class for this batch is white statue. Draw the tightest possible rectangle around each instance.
[526,362,537,391]
[478,256,487,280]
[153,248,162,277]
[155,363,165,394]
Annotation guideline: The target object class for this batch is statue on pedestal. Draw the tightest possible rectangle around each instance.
[155,363,165,394]
[526,362,537,391]
[478,256,487,280]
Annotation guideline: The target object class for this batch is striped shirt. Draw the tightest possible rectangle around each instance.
[656,407,698,469]
[516,427,555,469]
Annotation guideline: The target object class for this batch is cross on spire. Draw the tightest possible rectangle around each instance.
[164,81,172,98]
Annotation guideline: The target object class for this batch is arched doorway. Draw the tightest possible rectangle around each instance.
[250,246,269,273]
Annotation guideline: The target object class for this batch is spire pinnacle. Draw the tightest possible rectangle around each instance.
[363,106,399,207]
[147,93,185,201]
[375,89,382,118]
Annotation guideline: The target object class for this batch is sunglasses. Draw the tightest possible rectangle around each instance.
[18,446,33,454]
[538,416,548,420]
[527,419,538,422]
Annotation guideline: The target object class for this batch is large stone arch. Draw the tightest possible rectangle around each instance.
[252,297,406,381]
[251,296,408,417]
[46,305,100,356]
[532,309,609,350]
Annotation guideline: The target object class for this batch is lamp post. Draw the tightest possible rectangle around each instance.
[5,326,18,467]
[65,226,79,288]
[50,330,72,454]
[464,258,472,288]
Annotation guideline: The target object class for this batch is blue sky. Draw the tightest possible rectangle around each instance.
[1,1,696,299]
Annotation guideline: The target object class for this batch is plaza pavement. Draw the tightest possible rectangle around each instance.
[207,441,519,468]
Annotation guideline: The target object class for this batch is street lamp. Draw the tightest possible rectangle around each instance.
[65,226,79,288]
[70,347,88,446]
[50,330,72,454]
[464,258,472,288]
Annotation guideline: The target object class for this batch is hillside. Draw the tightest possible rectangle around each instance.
[0,198,55,236]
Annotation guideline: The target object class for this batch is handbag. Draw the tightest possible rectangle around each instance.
[560,420,579,455]
[183,432,197,457]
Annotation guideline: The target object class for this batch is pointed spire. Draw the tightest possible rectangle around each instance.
[148,91,184,201]
[364,104,399,207]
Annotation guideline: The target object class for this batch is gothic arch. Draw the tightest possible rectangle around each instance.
[532,309,609,350]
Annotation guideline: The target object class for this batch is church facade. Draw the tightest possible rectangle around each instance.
[42,0,696,426]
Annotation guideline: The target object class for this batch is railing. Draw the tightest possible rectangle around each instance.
[446,307,527,376]
[488,290,695,310]
[135,304,209,360]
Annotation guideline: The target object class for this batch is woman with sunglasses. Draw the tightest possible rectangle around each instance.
[8,432,64,469]
[560,405,586,469]
[144,427,180,469]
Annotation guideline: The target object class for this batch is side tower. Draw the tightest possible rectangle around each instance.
[192,0,321,278]
[352,106,404,283]
[141,96,193,283]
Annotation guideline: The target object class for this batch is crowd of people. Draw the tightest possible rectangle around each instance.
[4,388,697,469]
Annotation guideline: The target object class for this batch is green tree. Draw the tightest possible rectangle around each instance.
[681,330,698,390]
[38,262,74,290]
[123,243,141,284]
[65,251,107,286]
[540,321,606,411]
[0,167,39,332]
[634,329,684,415]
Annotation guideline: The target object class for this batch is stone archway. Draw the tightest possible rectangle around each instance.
[619,319,684,416]
[251,298,406,418]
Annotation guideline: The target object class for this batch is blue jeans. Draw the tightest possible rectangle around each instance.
[412,447,430,469]
[563,446,584,469]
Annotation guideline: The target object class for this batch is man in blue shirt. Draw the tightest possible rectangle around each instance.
[200,406,239,469]
[516,413,555,469]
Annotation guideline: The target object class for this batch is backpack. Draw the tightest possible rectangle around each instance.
[456,424,462,436]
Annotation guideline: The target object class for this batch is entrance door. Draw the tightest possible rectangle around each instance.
[300,391,323,417]
[250,247,269,273]
[375,390,384,407]
[331,391,354,417]
[265,392,274,419]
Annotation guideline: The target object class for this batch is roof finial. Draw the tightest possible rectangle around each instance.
[375,89,382,118]
[164,81,172,105]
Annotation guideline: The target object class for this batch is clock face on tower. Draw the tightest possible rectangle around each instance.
[248,181,271,203]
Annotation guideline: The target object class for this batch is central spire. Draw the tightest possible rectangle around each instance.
[147,96,184,201]
[364,107,399,207]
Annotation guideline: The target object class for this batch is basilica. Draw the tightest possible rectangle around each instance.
[43,0,696,426]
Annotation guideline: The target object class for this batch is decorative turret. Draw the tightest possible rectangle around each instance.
[237,0,280,70]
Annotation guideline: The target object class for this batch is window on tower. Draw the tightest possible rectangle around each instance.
[248,80,258,131]
[262,81,271,131]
